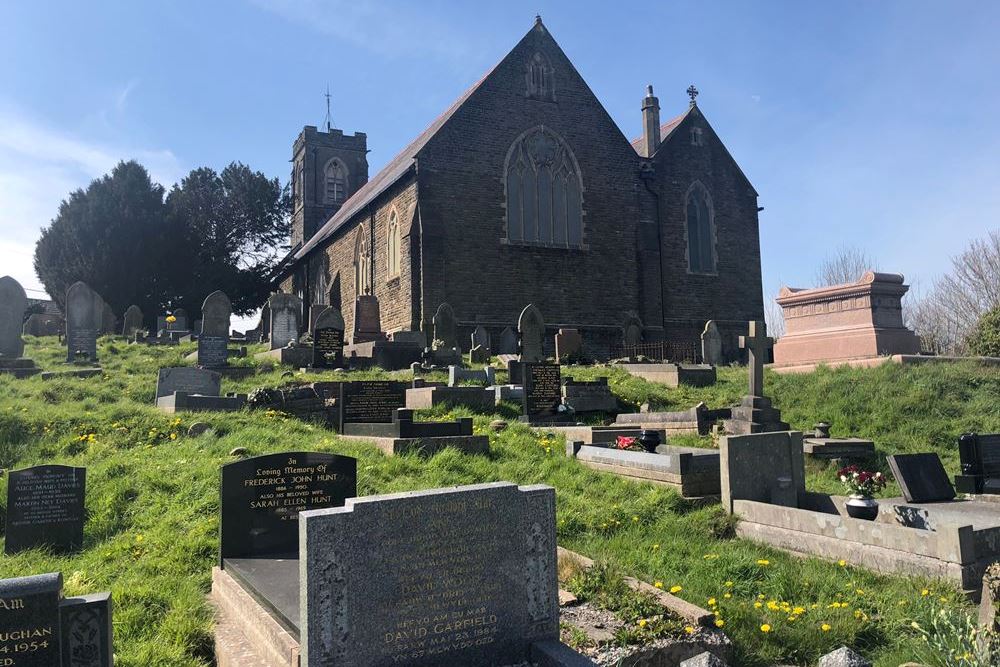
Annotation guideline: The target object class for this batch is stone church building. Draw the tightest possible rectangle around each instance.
[277,17,764,360]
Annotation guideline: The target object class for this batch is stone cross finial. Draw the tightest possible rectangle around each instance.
[738,320,773,398]
[687,84,699,105]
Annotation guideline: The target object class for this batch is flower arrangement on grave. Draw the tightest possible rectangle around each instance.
[165,315,177,324]
[615,436,644,452]
[837,465,887,499]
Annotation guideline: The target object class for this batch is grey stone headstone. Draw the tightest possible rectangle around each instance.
[818,646,872,667]
[623,315,643,346]
[65,281,102,362]
[701,320,723,366]
[155,367,222,400]
[432,302,458,350]
[0,275,27,358]
[199,291,232,368]
[313,307,346,368]
[887,453,956,503]
[497,326,518,355]
[100,300,116,335]
[60,592,114,667]
[122,305,143,337]
[352,295,383,341]
[300,482,559,666]
[4,465,86,555]
[719,431,805,513]
[518,304,545,362]
[471,325,491,352]
[269,293,302,350]
[0,572,63,666]
[555,328,582,364]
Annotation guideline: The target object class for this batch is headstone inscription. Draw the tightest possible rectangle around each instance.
[198,291,232,368]
[269,293,302,350]
[65,282,102,363]
[337,381,407,432]
[299,482,562,666]
[0,275,27,359]
[122,305,143,338]
[701,320,723,366]
[497,326,518,355]
[0,572,63,666]
[522,362,562,422]
[518,303,545,362]
[155,367,222,400]
[312,307,345,368]
[887,453,957,503]
[956,432,1000,495]
[220,452,356,564]
[4,465,86,555]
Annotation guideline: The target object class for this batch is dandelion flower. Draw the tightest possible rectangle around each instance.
[684,626,695,634]
[723,592,732,599]
[654,581,663,589]
[921,589,930,597]
[757,559,770,566]
[669,585,683,594]
[760,624,772,633]
[638,619,647,628]
[821,623,831,632]
[714,619,725,628]
[724,580,733,587]
[838,560,847,567]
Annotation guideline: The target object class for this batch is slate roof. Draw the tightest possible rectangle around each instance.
[629,108,691,154]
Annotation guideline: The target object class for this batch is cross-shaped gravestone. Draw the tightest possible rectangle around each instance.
[738,320,773,398]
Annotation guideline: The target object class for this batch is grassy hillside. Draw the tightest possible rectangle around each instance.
[1,337,997,666]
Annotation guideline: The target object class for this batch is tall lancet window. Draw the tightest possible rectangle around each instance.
[355,226,371,295]
[505,127,583,248]
[386,209,401,279]
[685,182,717,274]
[324,159,347,204]
[526,53,555,101]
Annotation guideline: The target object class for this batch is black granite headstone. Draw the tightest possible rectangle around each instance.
[956,432,1000,495]
[60,592,113,667]
[887,453,956,503]
[197,336,229,368]
[0,572,63,666]
[219,452,356,564]
[337,381,407,431]
[522,362,562,421]
[5,465,86,555]
[313,327,344,368]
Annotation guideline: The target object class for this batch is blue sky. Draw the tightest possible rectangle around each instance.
[2,0,998,316]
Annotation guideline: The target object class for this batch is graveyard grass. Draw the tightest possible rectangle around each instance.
[2,338,999,666]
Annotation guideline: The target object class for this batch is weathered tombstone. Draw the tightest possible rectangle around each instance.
[60,591,114,667]
[719,431,805,513]
[470,325,492,363]
[172,308,189,331]
[522,362,562,422]
[555,328,583,364]
[337,380,407,431]
[198,290,231,368]
[0,572,64,666]
[497,326,518,355]
[312,307,345,368]
[268,293,302,350]
[722,321,788,435]
[701,320,723,366]
[0,276,28,359]
[122,305,144,338]
[65,281,102,363]
[623,315,643,346]
[100,300,116,335]
[220,452,356,564]
[432,302,458,350]
[5,464,86,554]
[518,304,545,362]
[956,432,1000,495]
[887,453,957,503]
[299,482,565,666]
[155,367,222,400]
[352,295,384,343]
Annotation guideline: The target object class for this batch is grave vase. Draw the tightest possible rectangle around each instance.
[845,495,879,521]
[638,430,661,453]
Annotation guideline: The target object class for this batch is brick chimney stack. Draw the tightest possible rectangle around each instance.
[641,85,661,158]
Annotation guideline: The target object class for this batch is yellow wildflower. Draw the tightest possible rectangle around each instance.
[714,619,725,628]
[669,585,683,594]
[638,619,647,628]
[684,626,695,634]
[838,559,847,567]
[756,559,770,566]
[921,589,930,596]
[654,581,663,589]
[760,624,772,633]
[821,623,831,632]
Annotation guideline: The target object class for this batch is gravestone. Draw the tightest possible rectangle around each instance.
[0,275,27,359]
[23,313,60,338]
[470,325,491,363]
[299,482,563,666]
[198,290,232,368]
[518,304,545,362]
[312,307,345,368]
[122,304,143,338]
[155,367,222,400]
[497,326,518,355]
[100,300,116,336]
[65,281,102,363]
[432,302,458,350]
[555,328,582,364]
[623,315,643,346]
[722,321,788,435]
[337,380,407,431]
[887,453,957,503]
[352,295,384,343]
[720,431,805,513]
[522,362,563,423]
[60,591,114,667]
[701,320,723,366]
[5,464,86,554]
[269,293,302,350]
[220,452,356,563]
[956,432,1000,495]
[0,572,63,666]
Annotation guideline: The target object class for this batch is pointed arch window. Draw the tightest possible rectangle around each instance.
[504,127,583,248]
[386,209,401,279]
[324,159,348,204]
[355,226,371,295]
[685,182,717,274]
[526,53,555,101]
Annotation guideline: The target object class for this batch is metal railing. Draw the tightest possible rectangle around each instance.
[609,340,700,363]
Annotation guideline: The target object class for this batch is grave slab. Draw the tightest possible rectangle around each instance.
[619,363,716,388]
[887,453,957,503]
[405,385,493,410]
[568,444,720,497]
